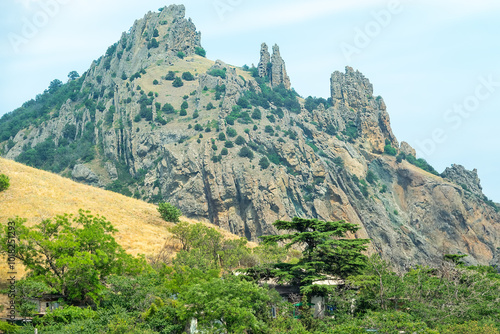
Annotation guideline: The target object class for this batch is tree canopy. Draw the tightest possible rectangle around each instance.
[248,217,370,296]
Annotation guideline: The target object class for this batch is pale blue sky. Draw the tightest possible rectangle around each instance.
[1,0,499,201]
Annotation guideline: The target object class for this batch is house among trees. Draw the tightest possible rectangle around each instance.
[31,294,64,316]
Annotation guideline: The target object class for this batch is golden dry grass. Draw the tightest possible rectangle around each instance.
[0,157,245,275]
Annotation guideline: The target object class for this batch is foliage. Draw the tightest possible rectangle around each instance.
[404,154,439,175]
[384,144,397,156]
[207,68,227,79]
[181,72,194,81]
[235,135,246,145]
[0,173,10,192]
[177,51,185,59]
[177,275,280,333]
[157,202,182,223]
[165,71,176,80]
[172,77,183,87]
[248,218,370,296]
[238,146,254,159]
[226,127,237,137]
[195,47,206,57]
[259,157,270,169]
[0,211,146,305]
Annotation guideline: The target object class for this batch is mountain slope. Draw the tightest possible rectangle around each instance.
[0,5,499,270]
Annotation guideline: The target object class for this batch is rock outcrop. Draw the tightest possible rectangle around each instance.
[1,7,499,271]
[258,43,291,89]
[258,43,271,78]
[442,164,483,197]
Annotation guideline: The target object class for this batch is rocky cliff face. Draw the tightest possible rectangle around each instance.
[1,5,499,270]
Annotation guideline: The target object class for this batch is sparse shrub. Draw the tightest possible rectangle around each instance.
[0,174,10,192]
[259,157,270,169]
[182,72,194,81]
[226,127,237,137]
[157,202,182,222]
[366,170,378,185]
[235,135,246,145]
[195,47,206,57]
[165,71,176,80]
[172,77,183,87]
[238,146,254,159]
[384,144,397,156]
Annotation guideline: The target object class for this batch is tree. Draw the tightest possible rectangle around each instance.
[0,173,9,192]
[0,211,145,305]
[172,77,183,87]
[158,202,182,223]
[165,71,176,80]
[251,108,262,120]
[259,157,270,169]
[48,79,63,93]
[177,51,185,59]
[181,101,188,110]
[248,217,370,296]
[177,275,279,333]
[195,47,206,57]
[235,135,246,145]
[238,146,254,159]
[68,71,80,81]
[181,72,194,81]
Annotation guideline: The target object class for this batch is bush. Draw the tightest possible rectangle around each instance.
[179,109,187,116]
[225,141,234,148]
[208,68,226,79]
[235,135,246,145]
[238,146,254,159]
[221,148,228,155]
[182,72,195,81]
[384,144,397,156]
[226,128,237,138]
[206,102,215,110]
[195,47,206,57]
[172,77,183,87]
[259,157,270,169]
[218,132,226,141]
[181,101,189,110]
[157,202,182,223]
[153,79,159,85]
[177,51,185,59]
[251,108,262,120]
[0,174,10,192]
[165,71,176,80]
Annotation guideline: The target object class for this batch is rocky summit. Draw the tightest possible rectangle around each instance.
[1,4,499,270]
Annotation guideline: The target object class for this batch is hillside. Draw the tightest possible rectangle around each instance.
[0,157,240,258]
[0,4,499,270]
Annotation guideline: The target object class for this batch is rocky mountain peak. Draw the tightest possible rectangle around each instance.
[331,66,375,110]
[442,164,483,196]
[257,43,291,89]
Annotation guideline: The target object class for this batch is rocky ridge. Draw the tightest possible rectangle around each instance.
[1,5,499,270]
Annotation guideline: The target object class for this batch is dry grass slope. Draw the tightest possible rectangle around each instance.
[0,157,244,276]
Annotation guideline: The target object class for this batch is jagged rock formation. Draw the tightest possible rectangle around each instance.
[1,5,499,270]
[442,164,483,197]
[257,43,271,78]
[258,43,291,89]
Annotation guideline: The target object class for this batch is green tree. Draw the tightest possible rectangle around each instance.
[195,47,206,57]
[172,77,183,87]
[0,211,145,305]
[249,218,370,296]
[0,173,9,192]
[235,135,246,145]
[165,71,176,80]
[177,51,185,59]
[181,72,194,81]
[226,127,237,137]
[238,146,254,159]
[259,157,270,169]
[177,275,279,333]
[157,202,182,223]
[68,71,80,81]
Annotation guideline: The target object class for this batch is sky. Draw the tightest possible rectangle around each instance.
[0,0,499,201]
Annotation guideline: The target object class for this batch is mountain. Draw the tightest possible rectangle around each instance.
[0,4,499,270]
